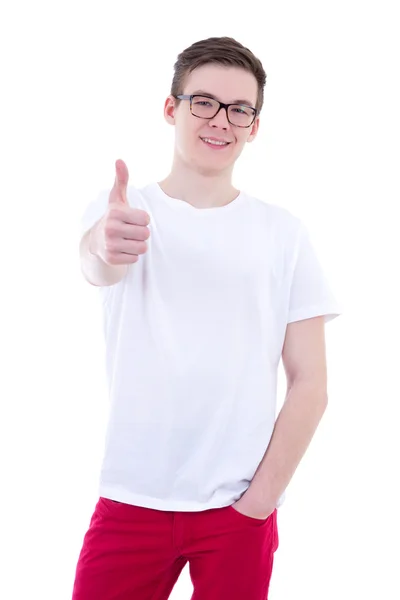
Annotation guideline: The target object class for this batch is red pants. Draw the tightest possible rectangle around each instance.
[71,497,279,600]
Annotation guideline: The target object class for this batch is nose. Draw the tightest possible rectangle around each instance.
[208,106,231,130]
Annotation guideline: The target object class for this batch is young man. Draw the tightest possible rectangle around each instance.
[74,36,342,600]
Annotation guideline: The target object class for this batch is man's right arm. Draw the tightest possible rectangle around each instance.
[79,222,128,287]
[80,159,149,287]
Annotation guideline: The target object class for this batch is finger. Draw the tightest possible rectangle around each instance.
[109,159,129,204]
[120,222,151,241]
[122,208,151,227]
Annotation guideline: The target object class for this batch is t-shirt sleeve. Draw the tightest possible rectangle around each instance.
[287,220,343,324]
[79,189,109,238]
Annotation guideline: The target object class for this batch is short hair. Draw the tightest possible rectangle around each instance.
[171,36,267,113]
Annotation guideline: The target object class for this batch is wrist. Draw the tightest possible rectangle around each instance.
[88,225,99,257]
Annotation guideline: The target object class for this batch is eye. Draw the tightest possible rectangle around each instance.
[232,106,252,115]
[194,100,213,107]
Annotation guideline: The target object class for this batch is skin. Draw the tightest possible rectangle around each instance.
[159,64,261,209]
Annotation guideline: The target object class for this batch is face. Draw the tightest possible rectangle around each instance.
[164,64,260,175]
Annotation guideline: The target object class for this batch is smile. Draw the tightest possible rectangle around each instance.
[200,137,231,148]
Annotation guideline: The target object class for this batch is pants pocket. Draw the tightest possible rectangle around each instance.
[95,497,125,518]
[226,505,271,526]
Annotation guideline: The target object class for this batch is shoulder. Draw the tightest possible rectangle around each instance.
[243,192,304,237]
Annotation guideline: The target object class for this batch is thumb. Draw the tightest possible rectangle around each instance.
[109,159,129,204]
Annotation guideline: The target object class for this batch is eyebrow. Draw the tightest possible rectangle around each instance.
[191,90,255,107]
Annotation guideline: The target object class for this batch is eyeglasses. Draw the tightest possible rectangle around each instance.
[175,94,258,128]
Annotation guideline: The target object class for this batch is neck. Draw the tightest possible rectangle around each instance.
[159,154,240,209]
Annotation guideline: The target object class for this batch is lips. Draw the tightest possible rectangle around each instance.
[200,136,232,147]
[200,135,231,144]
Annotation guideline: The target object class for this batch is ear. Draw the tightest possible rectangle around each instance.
[164,95,177,125]
[247,116,260,143]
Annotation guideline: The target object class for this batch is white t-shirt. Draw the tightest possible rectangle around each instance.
[80,183,342,512]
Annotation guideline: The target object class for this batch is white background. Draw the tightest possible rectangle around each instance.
[1,1,399,598]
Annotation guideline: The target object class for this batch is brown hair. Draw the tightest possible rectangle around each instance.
[171,37,267,113]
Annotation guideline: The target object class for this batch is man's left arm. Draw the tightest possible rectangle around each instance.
[234,315,329,518]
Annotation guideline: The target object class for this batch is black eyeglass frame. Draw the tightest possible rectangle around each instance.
[175,94,258,128]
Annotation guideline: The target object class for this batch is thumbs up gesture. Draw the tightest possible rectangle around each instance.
[92,159,151,266]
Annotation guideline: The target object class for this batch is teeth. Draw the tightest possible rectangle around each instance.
[202,138,228,146]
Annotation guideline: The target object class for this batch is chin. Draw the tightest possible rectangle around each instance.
[180,145,237,175]
[194,160,235,177]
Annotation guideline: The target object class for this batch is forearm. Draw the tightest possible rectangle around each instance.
[80,224,128,287]
[243,382,328,510]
